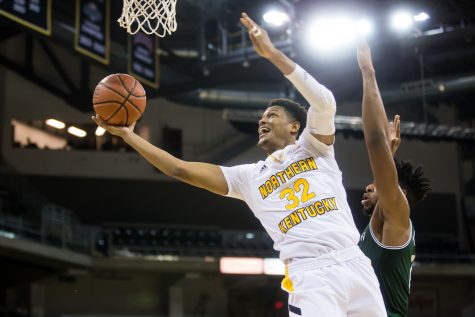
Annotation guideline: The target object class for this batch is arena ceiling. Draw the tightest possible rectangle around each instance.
[1,0,475,115]
[1,0,474,226]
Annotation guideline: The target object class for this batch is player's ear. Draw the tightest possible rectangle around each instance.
[290,121,300,135]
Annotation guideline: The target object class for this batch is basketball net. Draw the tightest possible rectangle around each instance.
[118,0,177,37]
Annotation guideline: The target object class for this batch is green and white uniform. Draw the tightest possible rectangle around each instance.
[359,222,415,317]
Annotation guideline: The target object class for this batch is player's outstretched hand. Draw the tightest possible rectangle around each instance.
[356,37,375,73]
[389,114,401,156]
[240,12,277,59]
[91,115,136,138]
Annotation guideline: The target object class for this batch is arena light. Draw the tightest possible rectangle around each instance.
[390,11,413,32]
[220,257,263,274]
[45,119,65,129]
[263,10,290,27]
[308,17,352,51]
[357,19,373,36]
[67,126,87,138]
[414,12,430,22]
[0,230,15,239]
[245,232,255,239]
[306,16,373,52]
[95,126,106,136]
[263,258,285,275]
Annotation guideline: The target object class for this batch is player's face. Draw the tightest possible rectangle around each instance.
[257,106,297,153]
[362,183,378,216]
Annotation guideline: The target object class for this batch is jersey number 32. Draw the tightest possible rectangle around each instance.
[279,178,316,210]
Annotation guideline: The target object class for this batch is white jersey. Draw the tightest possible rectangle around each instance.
[221,130,360,261]
[220,65,360,261]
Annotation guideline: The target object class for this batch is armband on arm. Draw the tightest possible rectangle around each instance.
[307,105,336,135]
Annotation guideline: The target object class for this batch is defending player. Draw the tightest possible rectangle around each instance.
[357,39,431,317]
[93,13,386,316]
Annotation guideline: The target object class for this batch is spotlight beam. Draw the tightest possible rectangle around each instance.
[305,16,374,52]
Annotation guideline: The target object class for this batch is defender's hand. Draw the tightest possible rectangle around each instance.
[357,37,375,73]
[240,12,278,59]
[389,115,401,156]
[91,115,136,138]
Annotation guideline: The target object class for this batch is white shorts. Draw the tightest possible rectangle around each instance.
[283,246,386,317]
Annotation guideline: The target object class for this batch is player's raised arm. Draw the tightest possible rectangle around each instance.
[357,39,409,228]
[92,116,229,196]
[240,13,335,145]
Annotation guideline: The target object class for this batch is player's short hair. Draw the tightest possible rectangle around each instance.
[267,98,307,137]
[395,159,432,208]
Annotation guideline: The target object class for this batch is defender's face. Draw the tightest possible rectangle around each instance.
[257,106,295,153]
[362,183,378,216]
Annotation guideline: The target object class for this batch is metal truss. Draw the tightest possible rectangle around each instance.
[223,109,475,142]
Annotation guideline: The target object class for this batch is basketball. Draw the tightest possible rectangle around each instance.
[93,74,146,126]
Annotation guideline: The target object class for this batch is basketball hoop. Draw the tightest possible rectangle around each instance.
[118,0,177,37]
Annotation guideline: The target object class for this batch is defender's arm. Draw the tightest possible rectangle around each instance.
[358,40,410,231]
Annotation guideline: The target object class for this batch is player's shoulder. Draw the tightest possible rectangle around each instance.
[230,161,265,174]
[296,129,335,158]
[242,160,272,182]
[296,128,333,154]
[222,161,262,185]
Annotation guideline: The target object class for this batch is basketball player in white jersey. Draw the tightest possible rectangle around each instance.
[93,13,386,317]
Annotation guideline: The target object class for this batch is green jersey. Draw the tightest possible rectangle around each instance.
[358,222,415,317]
